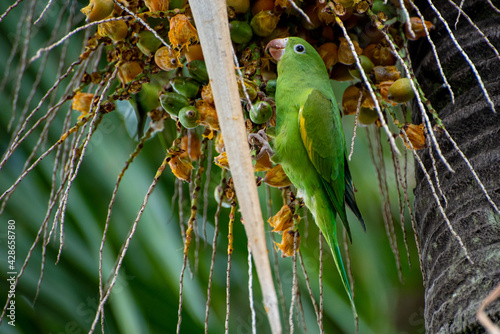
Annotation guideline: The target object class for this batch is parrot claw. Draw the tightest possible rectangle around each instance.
[249,129,274,160]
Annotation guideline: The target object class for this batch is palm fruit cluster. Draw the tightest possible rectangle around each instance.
[75,0,431,251]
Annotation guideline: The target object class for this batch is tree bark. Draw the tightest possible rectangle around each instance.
[411,0,500,332]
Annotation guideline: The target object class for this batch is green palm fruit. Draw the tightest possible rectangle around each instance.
[159,92,190,117]
[249,101,272,124]
[349,55,375,80]
[229,21,253,44]
[171,77,201,99]
[187,60,209,83]
[137,31,162,56]
[250,11,280,37]
[237,78,258,101]
[358,107,378,125]
[178,105,201,128]
[387,78,415,103]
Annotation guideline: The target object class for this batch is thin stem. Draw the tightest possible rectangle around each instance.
[89,153,170,333]
[426,0,496,113]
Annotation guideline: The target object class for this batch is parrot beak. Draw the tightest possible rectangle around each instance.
[266,38,288,62]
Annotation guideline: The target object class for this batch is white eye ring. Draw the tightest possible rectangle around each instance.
[294,44,306,54]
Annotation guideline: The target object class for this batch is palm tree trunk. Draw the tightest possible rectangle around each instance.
[410,0,500,332]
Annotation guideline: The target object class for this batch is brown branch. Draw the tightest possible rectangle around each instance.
[189,1,282,333]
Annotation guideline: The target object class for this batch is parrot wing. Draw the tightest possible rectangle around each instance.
[298,89,352,240]
[344,156,366,231]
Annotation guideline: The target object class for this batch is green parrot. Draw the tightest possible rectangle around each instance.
[260,37,366,313]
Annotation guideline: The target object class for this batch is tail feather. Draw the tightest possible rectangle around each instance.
[320,216,358,317]
[344,156,365,231]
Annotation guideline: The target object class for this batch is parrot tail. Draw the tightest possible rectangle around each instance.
[344,156,366,231]
[321,216,358,317]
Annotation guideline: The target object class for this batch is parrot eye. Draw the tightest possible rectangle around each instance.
[294,44,306,54]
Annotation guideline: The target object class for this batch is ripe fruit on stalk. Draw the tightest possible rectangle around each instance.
[144,0,170,12]
[81,0,114,22]
[98,20,128,42]
[387,78,415,103]
[155,46,182,71]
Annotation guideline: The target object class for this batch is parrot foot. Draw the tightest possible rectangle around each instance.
[249,129,274,160]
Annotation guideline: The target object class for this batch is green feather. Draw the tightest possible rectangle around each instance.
[272,37,365,315]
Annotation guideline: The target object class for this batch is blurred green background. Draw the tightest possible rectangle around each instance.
[0,1,424,333]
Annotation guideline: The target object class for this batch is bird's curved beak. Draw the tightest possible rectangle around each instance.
[266,38,288,62]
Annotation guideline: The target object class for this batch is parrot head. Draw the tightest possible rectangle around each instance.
[266,37,326,78]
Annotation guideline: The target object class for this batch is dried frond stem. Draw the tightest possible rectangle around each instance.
[446,0,500,61]
[10,0,36,130]
[0,105,98,204]
[348,93,363,161]
[0,7,26,92]
[0,147,70,322]
[178,138,205,333]
[55,65,118,262]
[32,111,72,305]
[178,180,186,239]
[34,0,56,24]
[248,245,257,334]
[390,149,411,266]
[1,57,84,170]
[0,0,24,23]
[0,57,81,217]
[399,0,415,39]
[29,16,129,63]
[402,149,425,280]
[454,0,466,28]
[298,252,320,322]
[296,289,308,334]
[288,0,312,26]
[368,127,403,281]
[288,231,299,334]
[99,127,155,308]
[486,0,500,13]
